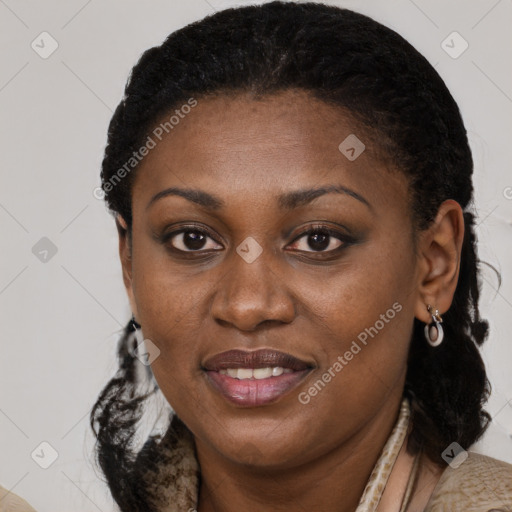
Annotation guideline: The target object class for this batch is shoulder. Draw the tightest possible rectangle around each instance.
[0,484,37,512]
[425,451,512,512]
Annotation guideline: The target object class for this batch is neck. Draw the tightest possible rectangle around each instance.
[196,395,403,512]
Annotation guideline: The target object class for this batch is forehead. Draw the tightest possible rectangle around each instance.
[132,89,410,216]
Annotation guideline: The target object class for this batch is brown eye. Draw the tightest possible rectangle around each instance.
[288,226,353,253]
[293,231,342,252]
[166,229,223,253]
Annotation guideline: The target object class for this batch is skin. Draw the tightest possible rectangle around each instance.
[117,89,464,512]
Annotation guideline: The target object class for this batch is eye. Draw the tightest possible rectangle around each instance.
[288,226,350,253]
[164,227,223,253]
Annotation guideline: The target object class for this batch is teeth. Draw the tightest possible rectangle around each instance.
[272,367,284,377]
[237,368,253,379]
[253,367,273,379]
[219,367,294,379]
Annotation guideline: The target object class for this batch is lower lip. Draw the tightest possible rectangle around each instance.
[205,369,311,407]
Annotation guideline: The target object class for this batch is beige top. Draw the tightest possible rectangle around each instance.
[425,451,512,511]
[2,454,511,511]
[0,486,36,512]
[2,401,512,511]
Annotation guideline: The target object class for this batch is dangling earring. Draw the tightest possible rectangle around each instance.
[424,304,444,347]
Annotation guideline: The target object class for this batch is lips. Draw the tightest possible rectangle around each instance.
[203,349,312,372]
[202,349,314,407]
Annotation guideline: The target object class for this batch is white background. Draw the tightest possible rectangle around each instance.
[1,0,511,510]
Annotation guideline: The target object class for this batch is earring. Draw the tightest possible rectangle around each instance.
[424,304,444,347]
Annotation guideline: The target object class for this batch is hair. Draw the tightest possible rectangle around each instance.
[91,2,494,509]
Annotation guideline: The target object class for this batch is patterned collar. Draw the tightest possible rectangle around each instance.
[146,399,413,511]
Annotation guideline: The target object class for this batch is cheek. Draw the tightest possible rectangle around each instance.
[131,229,211,326]
[301,232,414,333]
[130,241,217,393]
[305,237,416,402]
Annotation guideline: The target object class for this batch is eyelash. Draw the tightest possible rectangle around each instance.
[160,222,354,257]
[292,224,354,254]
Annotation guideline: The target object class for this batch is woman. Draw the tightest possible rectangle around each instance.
[85,1,511,511]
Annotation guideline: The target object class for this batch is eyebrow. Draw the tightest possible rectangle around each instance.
[146,184,372,211]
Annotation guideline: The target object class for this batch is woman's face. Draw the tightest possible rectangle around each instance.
[121,89,424,468]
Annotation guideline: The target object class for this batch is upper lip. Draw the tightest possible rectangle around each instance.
[202,349,313,372]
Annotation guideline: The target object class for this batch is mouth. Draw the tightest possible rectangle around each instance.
[202,349,314,407]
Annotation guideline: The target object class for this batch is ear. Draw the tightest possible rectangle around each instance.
[116,214,138,319]
[414,199,465,323]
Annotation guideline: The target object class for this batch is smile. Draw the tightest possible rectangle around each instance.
[202,349,314,407]
[219,367,293,379]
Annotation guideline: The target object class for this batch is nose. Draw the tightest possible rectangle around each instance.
[210,242,296,331]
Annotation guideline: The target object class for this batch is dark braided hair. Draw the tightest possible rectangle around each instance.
[91,2,493,509]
